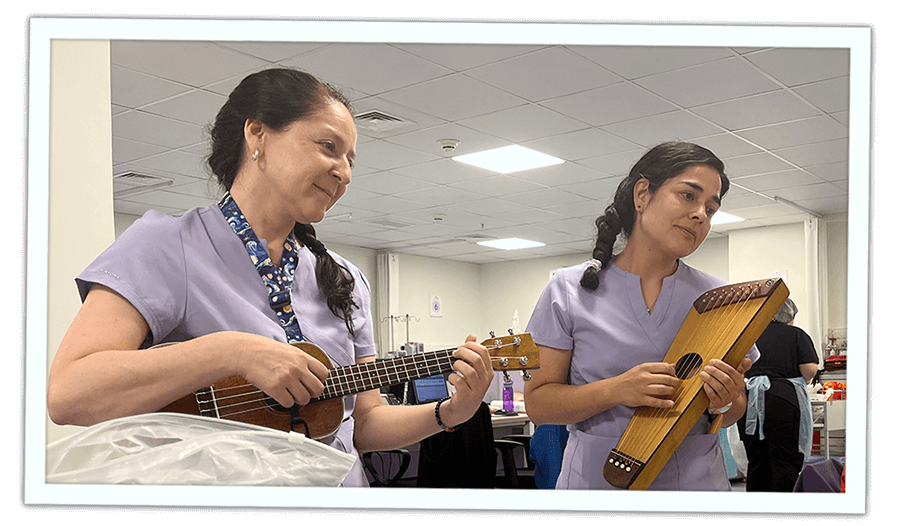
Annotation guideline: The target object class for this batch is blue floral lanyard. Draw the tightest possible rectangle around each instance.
[218,192,305,343]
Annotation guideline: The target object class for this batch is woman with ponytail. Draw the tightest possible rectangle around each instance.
[523,141,756,490]
[48,69,493,487]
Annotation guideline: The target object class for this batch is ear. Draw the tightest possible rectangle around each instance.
[633,176,651,213]
[243,118,266,157]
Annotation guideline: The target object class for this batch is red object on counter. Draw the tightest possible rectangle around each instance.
[825,355,847,371]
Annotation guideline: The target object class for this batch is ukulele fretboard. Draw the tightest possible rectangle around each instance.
[315,348,458,401]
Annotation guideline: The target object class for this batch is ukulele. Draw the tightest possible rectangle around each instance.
[158,332,539,440]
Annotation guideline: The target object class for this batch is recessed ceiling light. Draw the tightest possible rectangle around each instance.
[711,211,744,225]
[476,238,546,250]
[452,145,564,174]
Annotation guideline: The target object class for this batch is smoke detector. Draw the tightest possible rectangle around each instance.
[437,139,461,152]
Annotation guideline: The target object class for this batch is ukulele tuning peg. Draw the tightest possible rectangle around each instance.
[490,331,496,338]
[508,328,514,335]
[522,371,532,381]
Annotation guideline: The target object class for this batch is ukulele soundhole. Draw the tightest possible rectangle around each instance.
[264,396,293,412]
[674,352,704,380]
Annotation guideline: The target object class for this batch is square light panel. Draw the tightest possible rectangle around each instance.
[452,145,564,174]
[476,238,546,250]
[711,211,744,225]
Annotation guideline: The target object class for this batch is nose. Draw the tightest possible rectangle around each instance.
[691,204,709,223]
[332,157,352,185]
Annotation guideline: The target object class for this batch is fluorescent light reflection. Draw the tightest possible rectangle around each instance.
[711,211,744,225]
[452,145,564,174]
[477,238,546,250]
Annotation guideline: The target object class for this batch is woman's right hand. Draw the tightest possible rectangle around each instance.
[614,362,679,409]
[234,335,330,408]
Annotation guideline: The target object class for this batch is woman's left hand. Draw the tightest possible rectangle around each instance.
[700,357,751,411]
[440,334,494,428]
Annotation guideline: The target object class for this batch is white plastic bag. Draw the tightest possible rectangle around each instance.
[46,413,357,486]
[727,423,748,476]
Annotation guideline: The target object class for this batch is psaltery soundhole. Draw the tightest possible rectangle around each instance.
[674,352,704,380]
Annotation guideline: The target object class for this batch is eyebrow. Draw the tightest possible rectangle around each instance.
[682,181,721,205]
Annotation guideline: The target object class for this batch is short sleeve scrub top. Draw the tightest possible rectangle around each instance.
[75,204,376,487]
[526,260,759,490]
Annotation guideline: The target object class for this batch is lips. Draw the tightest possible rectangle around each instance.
[674,226,697,240]
[313,184,335,199]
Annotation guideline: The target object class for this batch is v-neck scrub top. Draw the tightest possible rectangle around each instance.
[75,205,376,487]
[526,260,759,491]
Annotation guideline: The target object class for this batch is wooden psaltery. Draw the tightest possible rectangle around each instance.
[603,277,789,490]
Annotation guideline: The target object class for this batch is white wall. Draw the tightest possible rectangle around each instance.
[47,40,115,443]
[728,223,812,330]
[389,218,848,380]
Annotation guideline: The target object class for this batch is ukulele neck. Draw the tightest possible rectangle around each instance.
[314,347,457,401]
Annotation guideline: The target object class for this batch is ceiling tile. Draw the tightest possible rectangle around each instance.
[745,47,851,87]
[457,103,589,144]
[692,89,821,131]
[465,46,623,102]
[636,57,781,108]
[572,45,734,80]
[105,39,856,263]
[735,115,848,151]
[603,110,725,147]
[542,82,679,126]
[380,73,526,121]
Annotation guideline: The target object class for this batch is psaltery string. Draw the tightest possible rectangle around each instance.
[617,281,762,456]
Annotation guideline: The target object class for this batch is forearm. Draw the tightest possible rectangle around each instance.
[718,391,748,429]
[48,332,242,426]
[524,378,623,427]
[352,401,447,453]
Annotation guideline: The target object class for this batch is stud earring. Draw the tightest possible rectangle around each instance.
[251,149,259,161]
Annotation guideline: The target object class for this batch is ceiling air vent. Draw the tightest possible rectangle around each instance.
[355,110,413,133]
[368,217,416,229]
[113,172,174,199]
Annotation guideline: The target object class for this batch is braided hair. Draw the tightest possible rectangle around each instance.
[207,68,359,335]
[580,141,729,291]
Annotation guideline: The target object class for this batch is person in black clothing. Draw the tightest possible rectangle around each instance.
[737,298,819,491]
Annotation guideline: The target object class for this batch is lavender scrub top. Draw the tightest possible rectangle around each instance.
[525,260,759,491]
[75,204,376,487]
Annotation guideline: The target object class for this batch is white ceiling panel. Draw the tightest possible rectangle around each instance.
[107,38,854,263]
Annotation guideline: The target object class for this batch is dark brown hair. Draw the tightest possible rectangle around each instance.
[207,68,358,334]
[580,141,729,291]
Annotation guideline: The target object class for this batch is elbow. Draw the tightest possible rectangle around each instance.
[46,386,73,426]
[523,397,552,426]
[47,379,95,427]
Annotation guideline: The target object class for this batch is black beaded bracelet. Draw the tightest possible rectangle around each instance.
[434,396,455,432]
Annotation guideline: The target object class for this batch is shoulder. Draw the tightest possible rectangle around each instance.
[553,261,596,283]
[120,206,213,242]
[676,261,727,292]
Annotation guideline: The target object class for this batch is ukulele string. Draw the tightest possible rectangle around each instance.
[194,337,521,419]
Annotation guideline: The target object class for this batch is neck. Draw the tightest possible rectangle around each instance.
[615,238,679,280]
[228,181,294,263]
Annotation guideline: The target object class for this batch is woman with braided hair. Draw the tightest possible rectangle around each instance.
[47,68,494,487]
[524,141,757,490]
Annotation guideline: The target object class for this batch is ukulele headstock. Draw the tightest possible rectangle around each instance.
[482,331,540,381]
